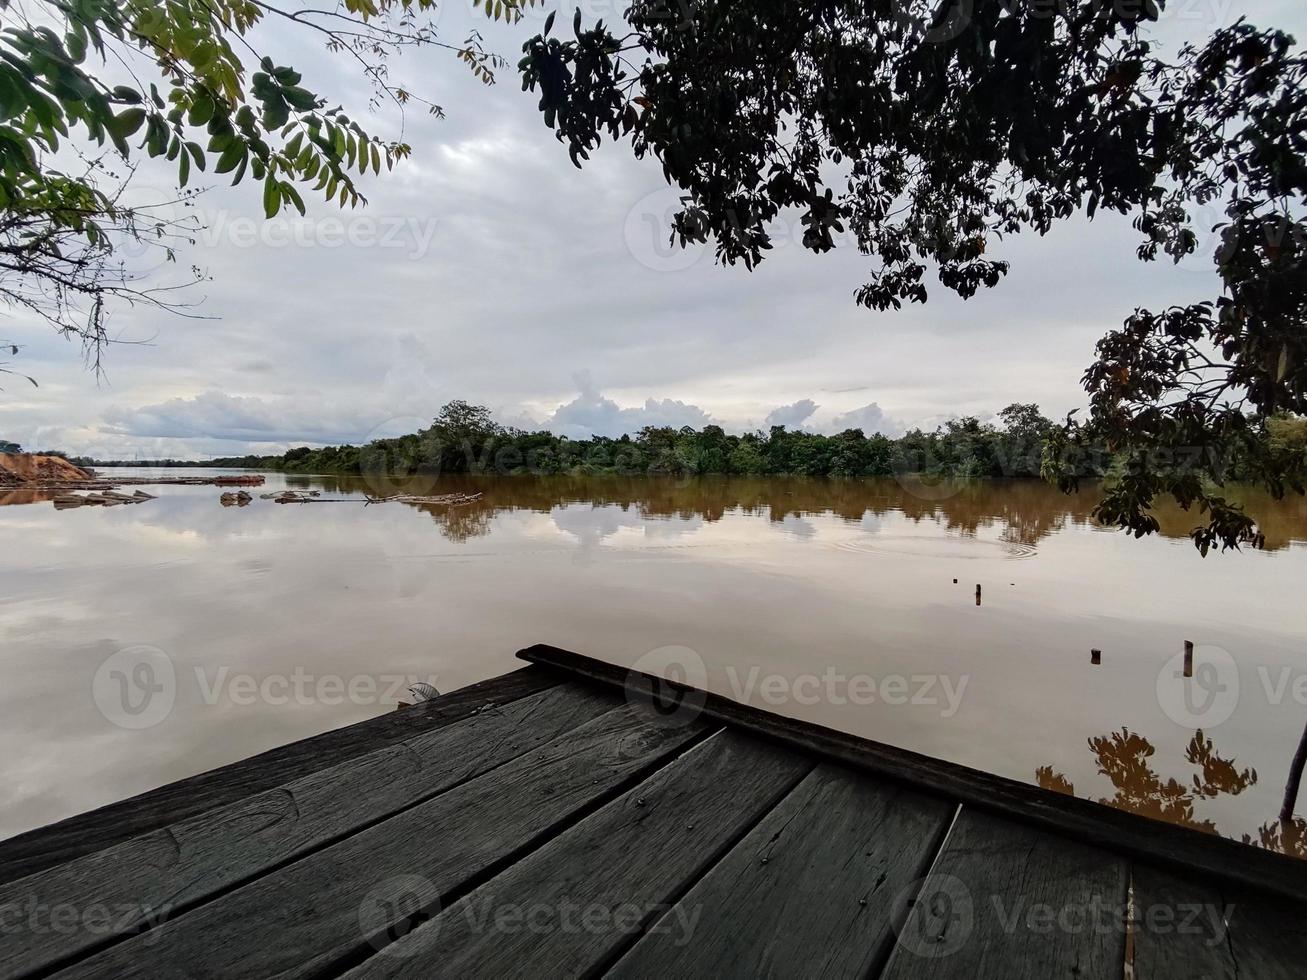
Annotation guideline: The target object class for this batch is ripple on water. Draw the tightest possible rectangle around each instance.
[830,535,1039,560]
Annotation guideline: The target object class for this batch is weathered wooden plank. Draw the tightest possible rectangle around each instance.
[606,763,954,979]
[880,808,1128,979]
[1131,863,1307,980]
[518,645,1307,905]
[341,730,813,978]
[0,682,615,980]
[52,704,714,980]
[0,665,559,884]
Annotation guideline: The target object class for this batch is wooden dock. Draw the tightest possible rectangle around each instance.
[1,645,1303,978]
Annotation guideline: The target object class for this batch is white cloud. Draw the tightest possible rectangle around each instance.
[542,372,716,438]
[764,399,819,430]
[827,402,904,438]
[102,391,370,446]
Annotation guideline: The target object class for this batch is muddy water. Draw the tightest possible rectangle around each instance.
[2,469,1306,854]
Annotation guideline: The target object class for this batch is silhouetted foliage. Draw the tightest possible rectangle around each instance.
[518,2,1307,552]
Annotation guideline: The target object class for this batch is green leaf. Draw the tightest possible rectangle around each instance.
[282,180,305,216]
[188,91,215,126]
[109,107,146,139]
[262,176,281,217]
[261,92,289,130]
[214,142,243,174]
[282,85,316,111]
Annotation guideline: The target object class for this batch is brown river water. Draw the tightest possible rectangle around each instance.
[2,469,1306,855]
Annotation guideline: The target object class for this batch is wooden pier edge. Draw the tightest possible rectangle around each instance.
[517,643,1307,905]
[0,665,559,885]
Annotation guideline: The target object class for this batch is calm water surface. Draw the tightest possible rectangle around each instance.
[3,470,1306,854]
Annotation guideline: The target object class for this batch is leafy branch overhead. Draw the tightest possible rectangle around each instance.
[519,0,1307,552]
[0,0,520,367]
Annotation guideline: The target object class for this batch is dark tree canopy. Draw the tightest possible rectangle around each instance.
[519,0,1307,552]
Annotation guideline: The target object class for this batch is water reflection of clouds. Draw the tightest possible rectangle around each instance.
[775,513,818,541]
[550,504,706,564]
[5,472,1307,843]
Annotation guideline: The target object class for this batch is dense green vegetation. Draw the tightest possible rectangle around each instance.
[87,400,1072,479]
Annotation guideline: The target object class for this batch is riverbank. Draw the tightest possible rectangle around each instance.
[0,452,92,485]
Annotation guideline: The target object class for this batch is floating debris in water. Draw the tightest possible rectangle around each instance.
[365,491,483,506]
[52,489,154,509]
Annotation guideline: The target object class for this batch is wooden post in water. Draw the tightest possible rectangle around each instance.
[1281,717,1307,823]
[974,584,982,606]
[1091,648,1101,665]
[1184,640,1194,678]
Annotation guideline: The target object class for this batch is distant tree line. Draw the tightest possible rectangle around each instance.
[78,400,1307,487]
[84,401,1059,479]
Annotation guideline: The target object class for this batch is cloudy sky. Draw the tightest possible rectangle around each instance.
[3,0,1304,458]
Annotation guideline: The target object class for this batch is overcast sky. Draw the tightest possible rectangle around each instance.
[3,0,1304,458]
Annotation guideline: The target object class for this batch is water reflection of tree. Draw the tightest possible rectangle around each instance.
[1035,728,1307,857]
[1248,817,1307,859]
[404,502,491,543]
[1038,729,1257,834]
[288,474,1307,551]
